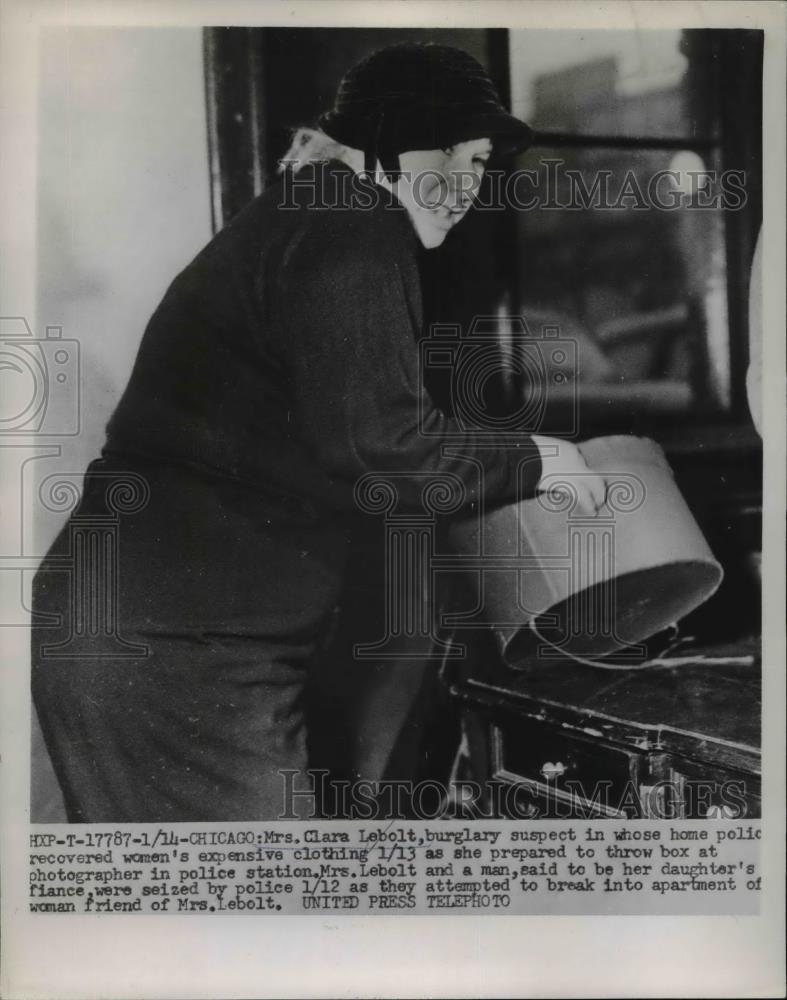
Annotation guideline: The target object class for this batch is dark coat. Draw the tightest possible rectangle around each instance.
[31,161,541,820]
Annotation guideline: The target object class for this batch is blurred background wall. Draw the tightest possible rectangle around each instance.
[33,27,212,821]
[36,27,212,552]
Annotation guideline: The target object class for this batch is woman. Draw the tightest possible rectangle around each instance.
[32,42,604,822]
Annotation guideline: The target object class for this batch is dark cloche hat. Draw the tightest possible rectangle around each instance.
[318,42,534,179]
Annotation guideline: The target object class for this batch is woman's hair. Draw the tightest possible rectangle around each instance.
[278,127,354,174]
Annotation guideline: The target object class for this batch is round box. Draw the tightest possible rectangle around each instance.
[448,435,723,664]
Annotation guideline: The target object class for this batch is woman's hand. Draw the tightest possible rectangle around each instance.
[531,434,607,513]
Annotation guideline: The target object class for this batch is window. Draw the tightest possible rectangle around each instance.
[506,29,762,433]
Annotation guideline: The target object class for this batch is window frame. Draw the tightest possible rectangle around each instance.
[501,28,762,441]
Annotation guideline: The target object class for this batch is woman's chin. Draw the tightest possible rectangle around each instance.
[414,223,450,249]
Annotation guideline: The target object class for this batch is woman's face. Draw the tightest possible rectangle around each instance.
[385,138,493,249]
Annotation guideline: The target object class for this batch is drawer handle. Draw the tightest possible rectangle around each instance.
[704,804,738,819]
[540,761,566,781]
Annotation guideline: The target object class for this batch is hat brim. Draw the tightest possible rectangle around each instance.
[319,107,534,159]
[440,112,535,158]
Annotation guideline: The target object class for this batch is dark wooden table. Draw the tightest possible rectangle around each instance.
[445,636,761,819]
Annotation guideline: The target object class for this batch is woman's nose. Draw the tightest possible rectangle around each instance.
[445,168,482,209]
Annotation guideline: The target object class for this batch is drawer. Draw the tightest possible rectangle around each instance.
[667,759,761,819]
[491,714,646,818]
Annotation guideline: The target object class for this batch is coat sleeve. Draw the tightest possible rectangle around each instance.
[273,211,542,513]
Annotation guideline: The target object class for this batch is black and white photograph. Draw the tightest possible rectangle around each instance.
[1,1,784,998]
[26,17,766,824]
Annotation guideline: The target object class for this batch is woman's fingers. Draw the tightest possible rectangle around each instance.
[574,480,597,515]
[553,473,606,514]
[532,436,608,513]
[587,472,607,511]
